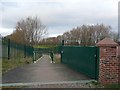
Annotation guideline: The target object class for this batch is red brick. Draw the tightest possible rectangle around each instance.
[97,38,119,84]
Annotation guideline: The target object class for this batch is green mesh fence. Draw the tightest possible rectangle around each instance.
[2,37,33,60]
[0,38,2,59]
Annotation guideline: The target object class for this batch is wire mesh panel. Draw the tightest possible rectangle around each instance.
[0,37,2,84]
[0,38,2,59]
[2,38,8,59]
[2,37,33,60]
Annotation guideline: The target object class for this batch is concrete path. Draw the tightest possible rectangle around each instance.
[3,55,91,84]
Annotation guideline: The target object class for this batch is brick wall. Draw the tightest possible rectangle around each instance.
[99,47,119,84]
[97,38,120,84]
[118,45,120,83]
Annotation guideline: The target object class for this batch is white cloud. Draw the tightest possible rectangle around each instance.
[0,0,119,36]
[0,27,13,36]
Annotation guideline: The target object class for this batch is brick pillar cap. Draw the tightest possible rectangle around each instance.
[96,38,118,47]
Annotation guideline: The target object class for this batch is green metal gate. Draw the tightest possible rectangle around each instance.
[61,46,99,80]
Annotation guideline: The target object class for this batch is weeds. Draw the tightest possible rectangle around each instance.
[2,57,32,74]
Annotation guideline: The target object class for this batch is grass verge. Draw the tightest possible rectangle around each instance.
[104,84,120,88]
[88,81,120,88]
[2,57,32,74]
[34,45,58,48]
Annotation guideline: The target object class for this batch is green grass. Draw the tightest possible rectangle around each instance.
[34,45,58,48]
[87,80,104,88]
[89,81,120,88]
[104,84,120,88]
[1,86,27,90]
[2,57,32,74]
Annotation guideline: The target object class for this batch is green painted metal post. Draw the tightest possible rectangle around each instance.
[95,47,100,80]
[50,51,54,63]
[33,51,36,63]
[32,47,34,63]
[33,51,34,63]
[62,40,64,46]
[24,45,26,58]
[61,40,64,63]
[8,39,10,60]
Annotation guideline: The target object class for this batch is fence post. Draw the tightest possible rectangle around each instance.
[62,40,64,46]
[33,51,36,63]
[60,40,64,63]
[33,48,36,63]
[8,39,10,60]
[24,45,26,58]
[95,47,100,80]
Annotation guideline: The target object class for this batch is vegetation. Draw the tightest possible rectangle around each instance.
[87,81,104,88]
[104,84,120,88]
[39,24,119,46]
[34,45,58,49]
[6,19,118,47]
[60,24,118,46]
[2,57,32,74]
[87,81,120,88]
[6,16,48,45]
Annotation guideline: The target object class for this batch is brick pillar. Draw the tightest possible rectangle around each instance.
[97,38,119,84]
[118,44,120,84]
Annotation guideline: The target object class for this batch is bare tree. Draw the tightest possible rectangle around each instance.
[8,16,47,45]
[61,24,111,46]
[110,31,119,42]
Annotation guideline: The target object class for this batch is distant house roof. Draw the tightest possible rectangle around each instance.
[96,38,118,46]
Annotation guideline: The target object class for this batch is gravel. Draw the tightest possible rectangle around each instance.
[27,81,102,88]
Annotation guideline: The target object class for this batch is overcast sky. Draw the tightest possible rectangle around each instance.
[0,0,119,37]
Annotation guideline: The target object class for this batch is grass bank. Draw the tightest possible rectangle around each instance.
[104,84,120,88]
[34,45,58,48]
[2,57,33,74]
[88,81,120,88]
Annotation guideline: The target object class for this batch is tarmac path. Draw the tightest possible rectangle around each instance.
[2,55,93,87]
